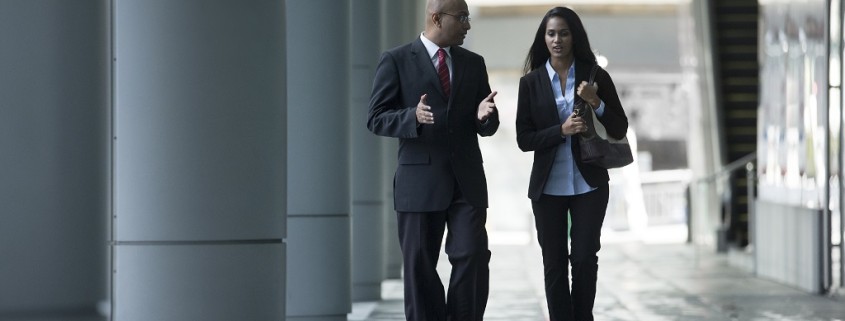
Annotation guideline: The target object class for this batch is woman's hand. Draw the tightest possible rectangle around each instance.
[577,81,600,108]
[561,112,587,136]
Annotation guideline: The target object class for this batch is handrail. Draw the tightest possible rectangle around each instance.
[694,151,757,183]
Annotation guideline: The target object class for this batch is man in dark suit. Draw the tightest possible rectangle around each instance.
[367,0,499,320]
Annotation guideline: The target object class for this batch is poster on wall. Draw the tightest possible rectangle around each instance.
[758,0,829,208]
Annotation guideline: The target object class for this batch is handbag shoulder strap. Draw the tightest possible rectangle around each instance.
[588,64,599,85]
[575,65,600,107]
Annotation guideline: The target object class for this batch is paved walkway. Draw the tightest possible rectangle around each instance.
[350,237,845,321]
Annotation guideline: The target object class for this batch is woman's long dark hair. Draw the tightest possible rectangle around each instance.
[523,7,597,74]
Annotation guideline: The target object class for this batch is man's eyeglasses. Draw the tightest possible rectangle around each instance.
[440,12,471,24]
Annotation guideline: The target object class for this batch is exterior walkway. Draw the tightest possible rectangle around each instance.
[350,237,845,321]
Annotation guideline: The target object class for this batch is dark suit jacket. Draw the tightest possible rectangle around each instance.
[515,60,627,201]
[367,39,500,212]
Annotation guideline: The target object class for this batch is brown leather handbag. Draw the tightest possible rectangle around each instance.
[574,65,634,169]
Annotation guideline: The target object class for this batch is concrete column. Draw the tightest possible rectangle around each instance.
[112,1,286,321]
[381,0,422,48]
[379,0,422,280]
[0,1,109,318]
[350,0,386,302]
[286,1,351,320]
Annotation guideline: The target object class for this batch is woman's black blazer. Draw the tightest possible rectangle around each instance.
[515,60,628,200]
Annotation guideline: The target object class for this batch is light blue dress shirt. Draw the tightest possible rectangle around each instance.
[542,60,605,196]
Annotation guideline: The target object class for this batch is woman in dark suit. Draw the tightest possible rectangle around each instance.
[515,7,628,321]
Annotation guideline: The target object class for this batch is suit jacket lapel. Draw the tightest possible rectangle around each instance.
[536,61,594,125]
[411,39,447,100]
[574,60,595,97]
[449,48,465,104]
[536,69,560,123]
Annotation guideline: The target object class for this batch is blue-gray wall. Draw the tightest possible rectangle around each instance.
[0,1,109,318]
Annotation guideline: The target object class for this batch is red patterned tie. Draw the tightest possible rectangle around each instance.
[437,48,451,98]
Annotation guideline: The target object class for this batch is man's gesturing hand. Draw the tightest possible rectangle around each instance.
[477,91,497,122]
[416,94,434,124]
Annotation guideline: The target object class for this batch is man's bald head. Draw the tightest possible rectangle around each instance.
[426,0,448,14]
[424,0,470,47]
[425,0,464,26]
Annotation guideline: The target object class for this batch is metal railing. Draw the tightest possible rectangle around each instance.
[689,152,757,251]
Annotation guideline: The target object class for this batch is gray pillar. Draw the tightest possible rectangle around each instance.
[379,0,421,280]
[112,1,286,321]
[350,0,386,302]
[380,131,402,279]
[286,1,351,320]
[380,129,402,279]
[0,1,108,319]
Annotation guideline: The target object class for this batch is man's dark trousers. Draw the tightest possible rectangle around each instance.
[397,189,490,321]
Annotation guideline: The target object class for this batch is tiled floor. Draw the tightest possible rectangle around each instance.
[352,239,845,321]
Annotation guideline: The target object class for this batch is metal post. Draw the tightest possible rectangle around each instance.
[747,162,756,274]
